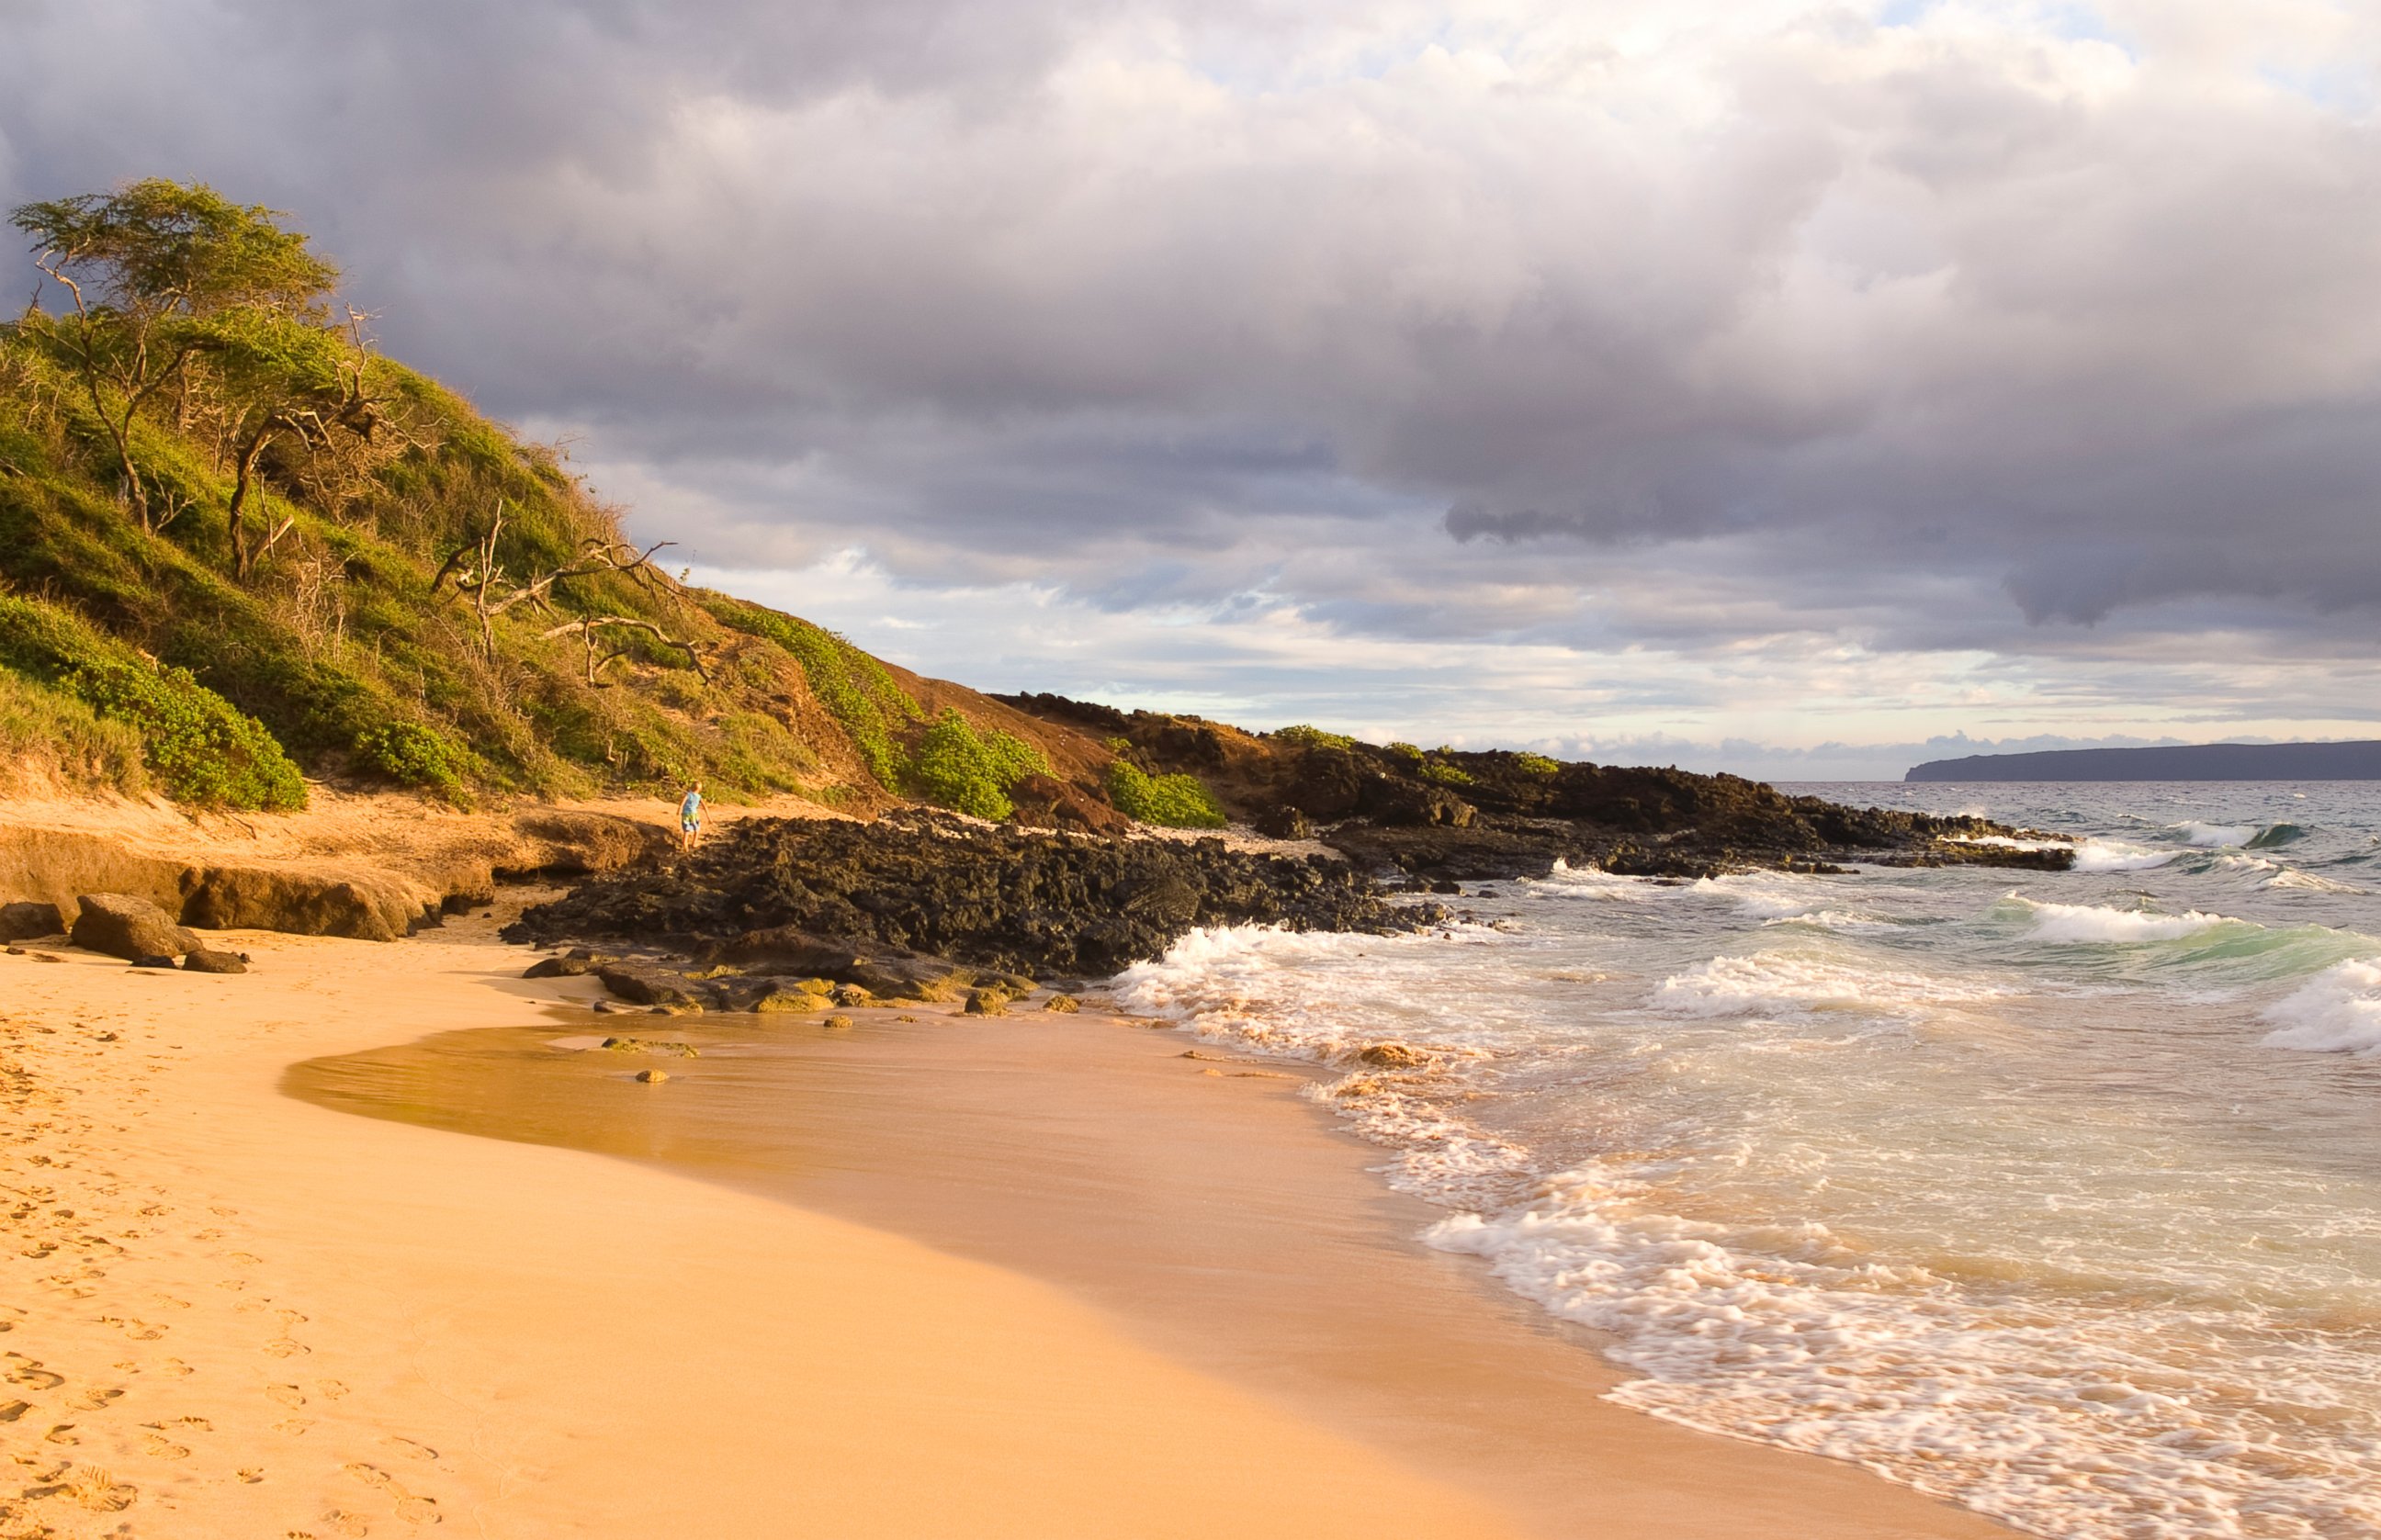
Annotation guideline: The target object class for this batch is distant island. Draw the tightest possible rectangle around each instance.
[1906,741,2381,782]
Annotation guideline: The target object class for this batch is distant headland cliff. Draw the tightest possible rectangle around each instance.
[1907,741,2381,782]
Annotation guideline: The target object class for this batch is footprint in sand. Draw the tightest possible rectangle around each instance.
[263,1338,310,1359]
[382,1436,437,1462]
[344,1463,443,1527]
[0,1399,31,1422]
[317,1512,371,1537]
[158,1357,193,1377]
[24,1463,136,1512]
[42,1422,76,1444]
[238,1466,264,1482]
[6,1358,66,1390]
[66,1387,122,1411]
[266,1383,307,1408]
[140,1433,189,1459]
[317,1379,349,1400]
[273,1417,314,1436]
[149,1414,210,1433]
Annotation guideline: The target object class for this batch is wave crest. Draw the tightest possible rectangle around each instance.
[2262,960,2381,1055]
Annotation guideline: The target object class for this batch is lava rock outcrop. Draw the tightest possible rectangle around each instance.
[508,810,1428,979]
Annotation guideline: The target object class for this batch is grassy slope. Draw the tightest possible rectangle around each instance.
[0,322,1106,812]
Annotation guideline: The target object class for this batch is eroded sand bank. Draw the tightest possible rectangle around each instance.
[1,919,2010,1538]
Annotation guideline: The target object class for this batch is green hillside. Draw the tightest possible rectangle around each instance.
[0,179,1085,814]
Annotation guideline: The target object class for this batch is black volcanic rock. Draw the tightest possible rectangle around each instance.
[509,810,1422,979]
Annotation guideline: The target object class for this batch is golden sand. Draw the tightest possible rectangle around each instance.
[0,914,2011,1537]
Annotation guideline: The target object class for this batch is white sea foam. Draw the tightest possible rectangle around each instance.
[2072,838,2180,872]
[2264,868,2367,894]
[1532,860,1650,901]
[1757,907,1894,934]
[2020,899,2236,944]
[2172,822,2256,848]
[1653,951,2004,1017]
[1428,1174,2381,1540]
[2261,960,2381,1055]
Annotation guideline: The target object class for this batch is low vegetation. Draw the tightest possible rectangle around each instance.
[1271,724,1357,751]
[0,592,303,807]
[1105,761,1227,828]
[909,710,1049,820]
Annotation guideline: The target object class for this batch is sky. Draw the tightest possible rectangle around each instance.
[5,0,2379,779]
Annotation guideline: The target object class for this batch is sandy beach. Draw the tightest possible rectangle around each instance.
[0,912,2013,1538]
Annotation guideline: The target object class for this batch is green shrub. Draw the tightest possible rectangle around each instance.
[1387,741,1424,763]
[353,720,465,794]
[1513,751,1562,777]
[1272,724,1356,751]
[1106,760,1226,828]
[1420,760,1474,786]
[910,709,1049,820]
[0,593,305,809]
[66,658,306,809]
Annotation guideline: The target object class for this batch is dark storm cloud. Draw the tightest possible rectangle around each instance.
[5,0,2380,674]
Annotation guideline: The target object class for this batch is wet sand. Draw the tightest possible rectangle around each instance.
[0,923,1537,1539]
[288,943,2015,1539]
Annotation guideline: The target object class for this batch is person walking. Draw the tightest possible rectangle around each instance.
[678,781,705,852]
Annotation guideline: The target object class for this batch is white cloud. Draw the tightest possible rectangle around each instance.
[6,0,2381,762]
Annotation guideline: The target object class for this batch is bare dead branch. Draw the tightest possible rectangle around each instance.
[538,615,712,686]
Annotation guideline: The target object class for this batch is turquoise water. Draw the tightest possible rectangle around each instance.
[1117,783,2381,1539]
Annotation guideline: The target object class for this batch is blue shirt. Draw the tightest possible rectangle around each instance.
[680,791,703,824]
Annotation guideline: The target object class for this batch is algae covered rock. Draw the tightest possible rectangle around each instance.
[599,1036,699,1057]
[182,947,251,974]
[753,981,834,1014]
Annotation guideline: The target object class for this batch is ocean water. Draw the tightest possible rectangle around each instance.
[1114,782,2381,1540]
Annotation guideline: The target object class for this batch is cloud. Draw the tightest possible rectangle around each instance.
[5,0,2379,756]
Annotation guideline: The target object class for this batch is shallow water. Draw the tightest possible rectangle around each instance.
[1115,782,2381,1540]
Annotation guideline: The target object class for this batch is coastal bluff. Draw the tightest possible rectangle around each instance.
[1907,740,2381,782]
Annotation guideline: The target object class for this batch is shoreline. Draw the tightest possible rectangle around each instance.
[1,911,2013,1537]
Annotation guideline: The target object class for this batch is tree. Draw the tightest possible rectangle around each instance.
[197,304,381,579]
[10,179,337,531]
